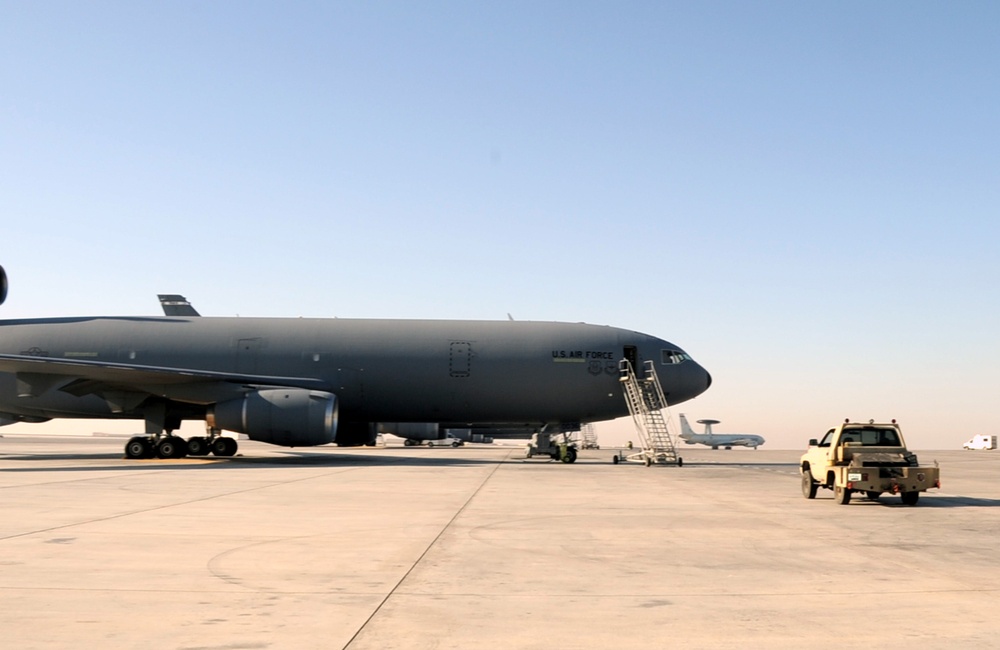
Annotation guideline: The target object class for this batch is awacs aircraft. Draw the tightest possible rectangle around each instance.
[678,413,764,449]
[0,265,711,459]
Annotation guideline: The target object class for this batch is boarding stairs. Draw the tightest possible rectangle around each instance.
[617,359,681,466]
[580,423,599,450]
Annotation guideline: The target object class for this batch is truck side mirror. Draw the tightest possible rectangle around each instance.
[808,438,818,447]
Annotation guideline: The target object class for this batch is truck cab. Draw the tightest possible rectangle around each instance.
[801,420,939,506]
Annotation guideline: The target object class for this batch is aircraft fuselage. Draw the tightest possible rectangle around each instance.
[0,316,711,436]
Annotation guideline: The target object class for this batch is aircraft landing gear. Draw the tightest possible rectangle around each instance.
[204,426,237,457]
[210,436,238,457]
[185,436,210,457]
[122,427,238,460]
[123,434,188,459]
[125,436,155,459]
[156,436,188,459]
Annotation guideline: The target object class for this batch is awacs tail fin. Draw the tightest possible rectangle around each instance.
[158,294,200,317]
[678,413,696,438]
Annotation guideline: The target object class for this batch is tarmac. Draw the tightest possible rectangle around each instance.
[1,435,999,649]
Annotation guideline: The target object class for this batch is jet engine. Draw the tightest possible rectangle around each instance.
[0,265,7,305]
[209,388,337,447]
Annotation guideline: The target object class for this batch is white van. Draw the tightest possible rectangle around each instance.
[963,435,997,450]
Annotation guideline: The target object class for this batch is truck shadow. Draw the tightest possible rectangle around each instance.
[839,495,1000,508]
[917,496,1000,508]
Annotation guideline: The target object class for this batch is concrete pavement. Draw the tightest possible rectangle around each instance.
[1,436,998,649]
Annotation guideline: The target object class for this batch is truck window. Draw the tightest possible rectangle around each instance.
[842,426,901,446]
[818,430,834,447]
[877,429,900,446]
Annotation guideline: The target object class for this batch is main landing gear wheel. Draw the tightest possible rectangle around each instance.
[125,436,154,459]
[156,437,187,459]
[211,437,238,457]
[561,447,577,463]
[186,436,210,457]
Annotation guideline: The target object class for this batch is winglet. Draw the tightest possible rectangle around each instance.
[157,294,200,317]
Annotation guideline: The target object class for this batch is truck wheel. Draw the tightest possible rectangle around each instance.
[865,491,881,501]
[801,471,818,499]
[901,491,920,506]
[834,484,851,505]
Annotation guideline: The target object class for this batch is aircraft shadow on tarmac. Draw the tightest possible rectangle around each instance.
[680,461,801,468]
[0,449,514,472]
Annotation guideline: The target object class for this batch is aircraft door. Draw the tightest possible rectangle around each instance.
[449,341,471,378]
[237,338,262,374]
[623,345,638,372]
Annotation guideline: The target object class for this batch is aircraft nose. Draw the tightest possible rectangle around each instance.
[695,363,712,397]
[668,359,712,404]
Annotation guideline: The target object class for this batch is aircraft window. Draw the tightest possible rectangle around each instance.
[661,349,691,365]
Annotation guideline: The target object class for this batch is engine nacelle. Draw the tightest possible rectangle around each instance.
[0,265,7,306]
[209,389,338,447]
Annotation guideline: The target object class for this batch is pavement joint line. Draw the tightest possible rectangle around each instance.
[343,449,513,649]
[0,466,363,543]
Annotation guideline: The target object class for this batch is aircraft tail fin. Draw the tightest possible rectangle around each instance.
[678,413,696,438]
[158,294,200,317]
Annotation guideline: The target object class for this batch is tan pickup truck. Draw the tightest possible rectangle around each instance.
[800,420,940,505]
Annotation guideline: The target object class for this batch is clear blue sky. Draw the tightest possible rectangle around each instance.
[2,2,997,448]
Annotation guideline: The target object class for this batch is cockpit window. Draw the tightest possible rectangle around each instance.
[661,349,691,365]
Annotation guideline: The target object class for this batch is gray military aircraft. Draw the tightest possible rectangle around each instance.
[678,413,764,449]
[0,265,712,459]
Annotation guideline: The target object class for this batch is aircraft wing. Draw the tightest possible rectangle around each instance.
[0,353,330,404]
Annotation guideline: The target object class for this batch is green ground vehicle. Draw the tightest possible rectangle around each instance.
[800,420,940,506]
